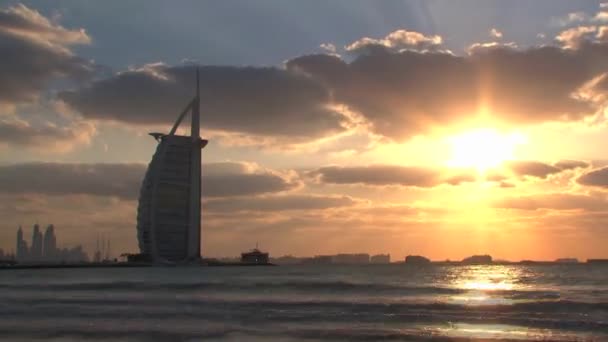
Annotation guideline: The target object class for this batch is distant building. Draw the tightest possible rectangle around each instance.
[332,253,370,264]
[43,224,57,261]
[241,247,269,264]
[462,255,493,264]
[30,224,43,261]
[555,258,578,263]
[587,259,608,264]
[121,253,152,263]
[58,245,89,263]
[370,254,391,264]
[271,255,304,265]
[16,226,28,262]
[302,255,333,265]
[405,255,431,264]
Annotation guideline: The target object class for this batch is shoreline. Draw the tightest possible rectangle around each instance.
[1,261,607,270]
[0,262,276,270]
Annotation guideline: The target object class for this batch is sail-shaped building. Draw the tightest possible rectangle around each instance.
[137,70,207,263]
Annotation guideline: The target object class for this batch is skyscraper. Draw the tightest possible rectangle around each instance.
[31,224,42,261]
[43,224,57,261]
[16,226,28,262]
[136,70,207,263]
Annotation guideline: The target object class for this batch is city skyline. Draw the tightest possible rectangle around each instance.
[3,1,608,260]
[15,224,89,263]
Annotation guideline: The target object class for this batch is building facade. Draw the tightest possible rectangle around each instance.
[136,71,207,263]
[370,254,391,264]
[241,248,270,264]
[43,224,57,261]
[30,224,42,262]
[16,226,27,262]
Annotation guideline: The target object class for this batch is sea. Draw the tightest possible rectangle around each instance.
[0,264,607,341]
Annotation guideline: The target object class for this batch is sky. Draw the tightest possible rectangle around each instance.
[2,0,608,261]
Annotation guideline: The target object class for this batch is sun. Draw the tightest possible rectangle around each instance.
[446,128,526,172]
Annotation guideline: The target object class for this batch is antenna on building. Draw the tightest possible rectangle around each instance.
[106,238,110,261]
[196,67,200,100]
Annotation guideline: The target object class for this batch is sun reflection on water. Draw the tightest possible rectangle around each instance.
[446,265,527,305]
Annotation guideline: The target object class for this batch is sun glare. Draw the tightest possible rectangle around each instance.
[447,129,526,172]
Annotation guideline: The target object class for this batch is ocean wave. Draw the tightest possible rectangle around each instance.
[4,296,605,312]
[0,280,564,299]
[0,321,602,342]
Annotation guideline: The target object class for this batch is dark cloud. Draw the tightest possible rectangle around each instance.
[0,162,298,199]
[59,63,348,141]
[310,165,473,187]
[0,117,95,151]
[506,161,563,179]
[0,163,143,199]
[203,162,300,197]
[204,194,356,213]
[578,167,608,188]
[484,160,588,183]
[288,36,608,140]
[0,4,93,107]
[555,159,590,170]
[53,26,608,143]
[495,193,608,211]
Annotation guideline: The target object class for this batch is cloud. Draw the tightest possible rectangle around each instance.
[0,4,94,108]
[495,192,608,211]
[54,25,608,144]
[58,63,348,142]
[287,33,608,140]
[482,160,588,184]
[578,167,608,188]
[0,116,95,152]
[319,43,337,54]
[0,4,90,45]
[552,12,589,27]
[555,25,598,48]
[489,28,503,39]
[594,11,608,22]
[0,163,143,199]
[554,159,590,170]
[466,41,517,54]
[203,162,301,197]
[0,162,299,199]
[204,194,357,213]
[310,165,473,187]
[506,161,563,179]
[345,29,443,55]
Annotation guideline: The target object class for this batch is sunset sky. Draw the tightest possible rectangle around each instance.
[3,0,608,260]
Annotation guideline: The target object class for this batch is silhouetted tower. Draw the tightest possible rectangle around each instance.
[94,234,101,263]
[43,224,57,261]
[31,224,42,262]
[137,69,207,263]
[105,239,111,261]
[16,226,28,262]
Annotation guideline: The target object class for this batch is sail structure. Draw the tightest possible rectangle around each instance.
[137,70,207,263]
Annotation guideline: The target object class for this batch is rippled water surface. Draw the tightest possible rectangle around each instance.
[1,264,607,341]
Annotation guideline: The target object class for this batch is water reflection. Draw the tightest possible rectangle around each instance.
[446,265,527,305]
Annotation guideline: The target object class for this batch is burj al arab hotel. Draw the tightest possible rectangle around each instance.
[136,70,207,263]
